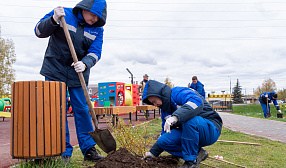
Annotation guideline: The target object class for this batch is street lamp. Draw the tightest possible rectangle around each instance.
[126,68,133,84]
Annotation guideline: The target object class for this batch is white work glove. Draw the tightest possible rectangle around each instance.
[53,6,65,24]
[278,110,282,113]
[71,61,86,73]
[265,94,268,98]
[164,116,178,133]
[143,152,155,161]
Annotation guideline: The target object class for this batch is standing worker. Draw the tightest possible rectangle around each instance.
[139,74,149,115]
[259,91,281,118]
[34,0,107,162]
[189,76,205,99]
[142,80,222,168]
[139,74,149,104]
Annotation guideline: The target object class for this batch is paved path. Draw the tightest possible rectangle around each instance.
[218,112,286,143]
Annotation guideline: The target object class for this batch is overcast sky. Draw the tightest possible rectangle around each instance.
[1,0,286,95]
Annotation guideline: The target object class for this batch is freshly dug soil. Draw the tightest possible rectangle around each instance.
[89,147,180,168]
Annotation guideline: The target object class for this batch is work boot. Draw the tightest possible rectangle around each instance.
[179,161,199,168]
[196,147,209,164]
[84,147,105,162]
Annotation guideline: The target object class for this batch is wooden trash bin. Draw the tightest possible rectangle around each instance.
[10,81,66,159]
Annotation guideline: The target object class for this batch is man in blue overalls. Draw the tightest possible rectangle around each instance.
[35,0,107,162]
[189,76,205,99]
[259,91,281,118]
[142,80,222,168]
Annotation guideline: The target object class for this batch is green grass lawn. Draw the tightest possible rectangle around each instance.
[232,103,286,122]
[17,105,286,168]
[203,127,286,168]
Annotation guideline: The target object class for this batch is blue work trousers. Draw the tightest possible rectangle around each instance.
[260,102,270,118]
[157,116,220,162]
[45,78,96,156]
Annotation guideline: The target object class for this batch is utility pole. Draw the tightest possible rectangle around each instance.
[126,68,133,84]
[245,88,247,104]
[228,76,231,95]
[253,88,255,104]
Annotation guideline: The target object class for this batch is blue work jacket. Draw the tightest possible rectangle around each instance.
[190,80,205,98]
[34,0,107,87]
[143,80,222,134]
[259,91,280,110]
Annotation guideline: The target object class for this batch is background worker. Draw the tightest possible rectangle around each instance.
[259,91,281,118]
[34,0,107,162]
[142,80,222,168]
[139,74,149,115]
[139,74,149,102]
[189,76,205,99]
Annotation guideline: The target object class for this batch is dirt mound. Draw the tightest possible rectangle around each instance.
[89,147,179,168]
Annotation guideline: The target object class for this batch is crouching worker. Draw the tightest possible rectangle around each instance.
[142,80,223,168]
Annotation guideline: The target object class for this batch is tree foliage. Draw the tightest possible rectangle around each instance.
[254,78,276,97]
[0,26,16,97]
[164,77,174,88]
[277,88,286,101]
[232,79,243,103]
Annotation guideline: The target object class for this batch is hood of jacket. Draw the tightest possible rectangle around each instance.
[73,0,107,27]
[142,80,174,113]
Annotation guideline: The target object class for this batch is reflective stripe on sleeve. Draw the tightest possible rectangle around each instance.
[186,101,198,109]
[35,22,41,36]
[87,53,99,63]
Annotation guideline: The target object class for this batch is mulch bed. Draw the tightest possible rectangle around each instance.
[88,147,180,168]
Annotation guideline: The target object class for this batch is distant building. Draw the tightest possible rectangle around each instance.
[88,84,98,98]
[207,94,232,102]
[207,94,258,104]
[243,95,259,104]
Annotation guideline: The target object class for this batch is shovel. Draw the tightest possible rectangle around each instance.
[61,17,116,153]
[266,96,270,118]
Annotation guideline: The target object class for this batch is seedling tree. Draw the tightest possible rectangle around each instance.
[107,117,154,156]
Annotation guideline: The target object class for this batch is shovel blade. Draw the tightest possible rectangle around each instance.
[89,129,116,153]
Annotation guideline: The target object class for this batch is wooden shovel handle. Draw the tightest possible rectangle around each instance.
[61,17,99,130]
